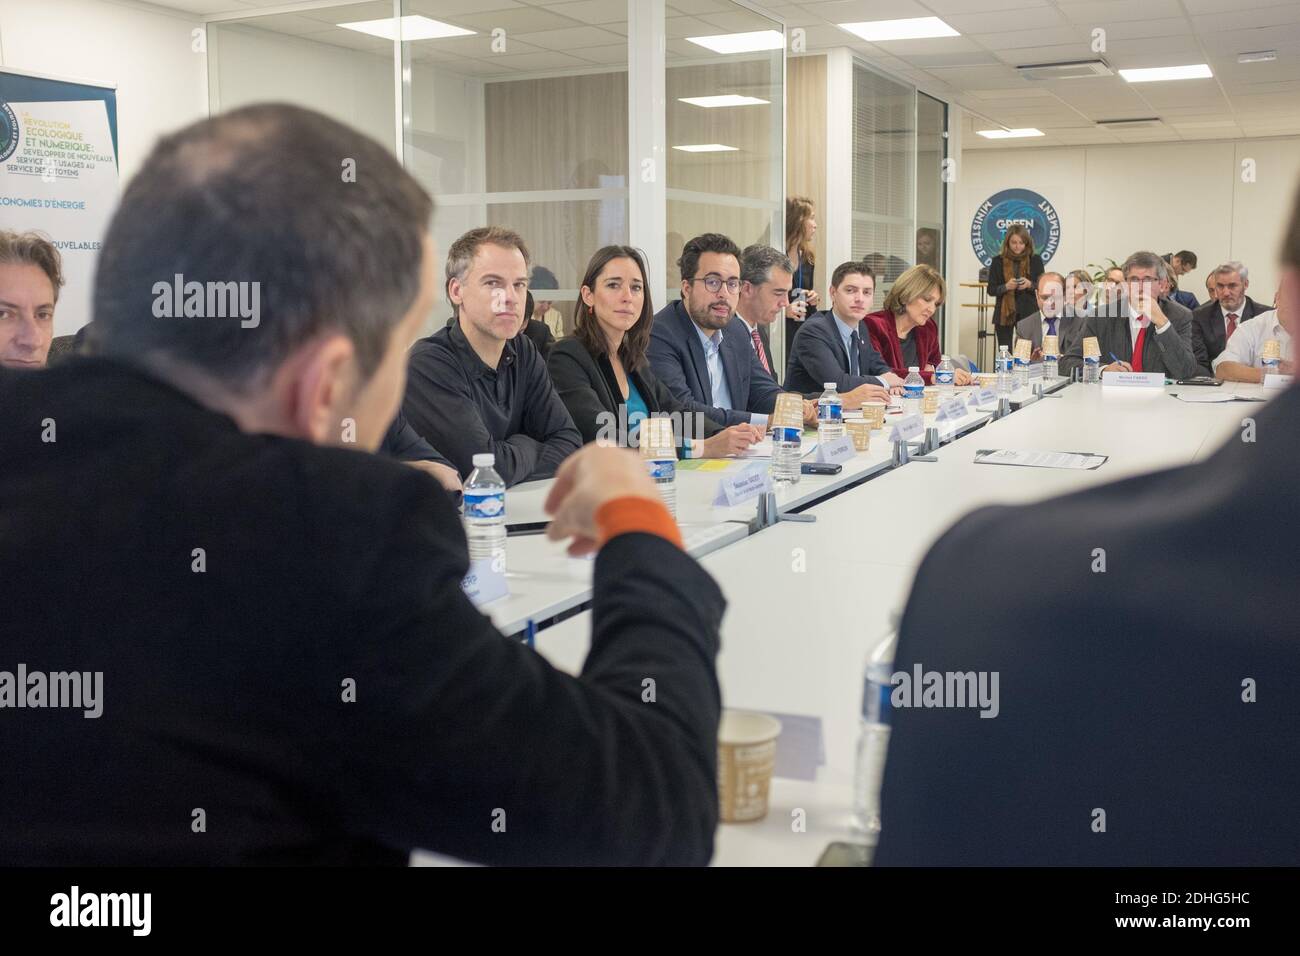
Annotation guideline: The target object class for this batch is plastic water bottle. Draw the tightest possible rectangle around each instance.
[935,355,955,399]
[902,366,924,416]
[1013,352,1029,391]
[1042,343,1059,381]
[641,425,677,518]
[817,382,844,442]
[1262,355,1280,380]
[770,426,801,485]
[1083,353,1101,384]
[996,345,1013,396]
[463,453,506,567]
[853,629,898,836]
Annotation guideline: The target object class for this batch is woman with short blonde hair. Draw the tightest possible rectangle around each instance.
[866,264,972,385]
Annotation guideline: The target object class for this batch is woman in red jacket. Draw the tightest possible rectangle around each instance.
[864,264,973,385]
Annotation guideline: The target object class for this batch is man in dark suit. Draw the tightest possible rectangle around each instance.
[1191,261,1271,373]
[734,244,790,382]
[876,195,1300,866]
[0,104,724,867]
[785,260,899,403]
[648,233,783,429]
[1063,251,1201,380]
[1013,271,1083,359]
[1163,250,1200,311]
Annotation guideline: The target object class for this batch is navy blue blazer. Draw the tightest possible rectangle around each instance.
[647,299,781,427]
[784,310,894,396]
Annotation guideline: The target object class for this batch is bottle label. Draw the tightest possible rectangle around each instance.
[772,426,802,444]
[904,386,924,400]
[863,680,893,725]
[818,403,842,422]
[646,459,676,482]
[935,371,954,386]
[1084,356,1100,366]
[463,492,505,519]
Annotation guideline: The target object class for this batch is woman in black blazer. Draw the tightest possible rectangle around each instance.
[985,223,1044,351]
[547,245,756,459]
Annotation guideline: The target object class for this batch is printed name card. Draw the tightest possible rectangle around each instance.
[968,387,998,408]
[1263,373,1293,389]
[889,413,924,443]
[816,435,856,465]
[1101,370,1165,388]
[461,557,509,607]
[713,461,772,507]
[935,397,969,423]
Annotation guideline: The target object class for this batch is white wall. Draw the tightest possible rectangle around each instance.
[955,136,1300,362]
[0,0,207,184]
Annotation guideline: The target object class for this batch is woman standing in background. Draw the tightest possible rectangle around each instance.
[986,224,1043,350]
[784,196,821,359]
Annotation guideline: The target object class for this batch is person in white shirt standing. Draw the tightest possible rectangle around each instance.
[1213,282,1293,383]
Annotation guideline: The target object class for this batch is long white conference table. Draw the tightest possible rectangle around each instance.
[484,378,1069,636]
[522,379,1278,866]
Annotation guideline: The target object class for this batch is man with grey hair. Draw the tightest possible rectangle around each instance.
[1191,260,1271,372]
[1064,250,1200,379]
[733,244,792,380]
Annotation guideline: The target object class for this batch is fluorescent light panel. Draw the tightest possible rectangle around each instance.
[673,144,739,153]
[976,128,1044,139]
[838,17,959,42]
[1118,64,1212,83]
[678,94,770,108]
[686,31,784,55]
[338,15,475,41]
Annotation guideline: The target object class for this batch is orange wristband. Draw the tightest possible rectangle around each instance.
[595,496,683,549]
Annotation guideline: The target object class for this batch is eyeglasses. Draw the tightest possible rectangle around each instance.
[689,275,741,294]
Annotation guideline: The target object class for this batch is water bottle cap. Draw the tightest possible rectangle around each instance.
[823,382,836,389]
[908,366,920,372]
[472,453,495,468]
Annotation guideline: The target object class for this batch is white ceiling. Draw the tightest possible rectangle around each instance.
[146,0,1300,145]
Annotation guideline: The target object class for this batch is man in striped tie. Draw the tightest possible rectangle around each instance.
[734,244,791,383]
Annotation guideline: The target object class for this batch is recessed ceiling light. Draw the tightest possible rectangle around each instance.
[678,94,770,108]
[686,31,784,55]
[1118,64,1212,83]
[1238,50,1277,64]
[673,144,739,153]
[976,128,1044,139]
[838,17,960,42]
[338,15,475,41]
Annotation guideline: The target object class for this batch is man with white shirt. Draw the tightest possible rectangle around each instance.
[648,233,780,431]
[1066,251,1200,381]
[1015,272,1084,371]
[734,244,791,381]
[784,260,902,402]
[1191,261,1271,373]
[1213,282,1293,383]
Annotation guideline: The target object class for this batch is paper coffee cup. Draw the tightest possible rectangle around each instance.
[922,389,940,414]
[1043,334,1059,356]
[717,710,782,823]
[1013,339,1032,363]
[1263,339,1281,361]
[638,417,675,458]
[846,420,871,451]
[861,402,886,429]
[1083,336,1101,359]
[977,372,997,387]
[772,392,805,430]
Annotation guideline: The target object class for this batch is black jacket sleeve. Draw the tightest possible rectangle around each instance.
[320,470,725,866]
[380,410,455,468]
[515,338,582,481]
[546,341,609,446]
[640,363,724,453]
[790,317,890,395]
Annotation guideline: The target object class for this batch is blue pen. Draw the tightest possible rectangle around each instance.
[525,619,536,649]
[1109,352,1122,366]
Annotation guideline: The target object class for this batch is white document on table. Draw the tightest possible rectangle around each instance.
[740,438,773,458]
[1170,391,1265,404]
[974,448,1108,471]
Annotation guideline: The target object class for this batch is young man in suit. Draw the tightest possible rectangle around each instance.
[0,104,725,867]
[876,188,1300,865]
[402,226,582,486]
[734,244,790,382]
[1063,251,1201,381]
[647,233,781,431]
[1191,261,1271,373]
[784,260,901,403]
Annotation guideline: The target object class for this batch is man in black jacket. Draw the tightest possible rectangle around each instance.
[1191,261,1271,373]
[876,190,1300,865]
[0,104,724,867]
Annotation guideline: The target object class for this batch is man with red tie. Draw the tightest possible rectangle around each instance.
[1191,261,1270,374]
[1068,250,1201,380]
[733,244,790,382]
